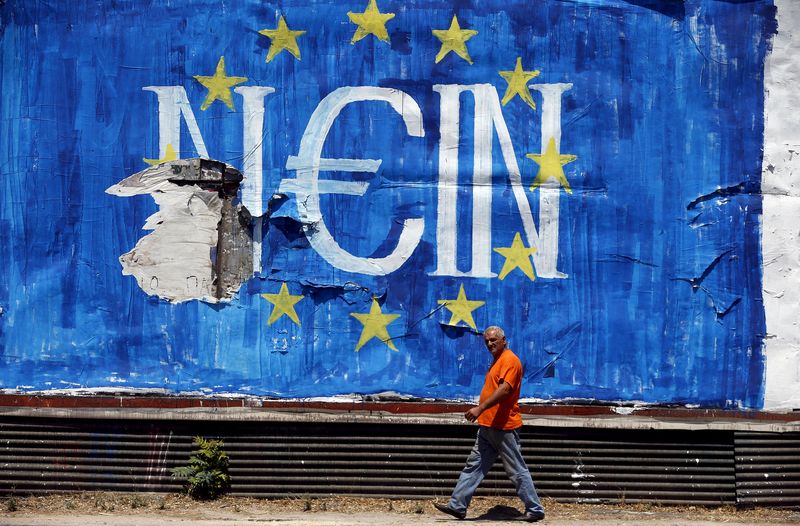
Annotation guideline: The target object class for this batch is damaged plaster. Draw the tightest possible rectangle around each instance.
[762,0,800,410]
[106,158,253,303]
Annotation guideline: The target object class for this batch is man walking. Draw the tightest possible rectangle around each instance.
[434,326,545,522]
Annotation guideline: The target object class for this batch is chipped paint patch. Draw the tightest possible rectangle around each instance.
[107,159,253,303]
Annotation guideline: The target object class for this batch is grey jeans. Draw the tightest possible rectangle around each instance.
[448,426,544,515]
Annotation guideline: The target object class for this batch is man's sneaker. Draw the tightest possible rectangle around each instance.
[512,511,545,522]
[433,502,466,519]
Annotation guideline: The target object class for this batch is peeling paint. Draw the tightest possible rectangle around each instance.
[677,279,744,321]
[675,250,734,292]
[106,159,253,303]
[686,183,747,211]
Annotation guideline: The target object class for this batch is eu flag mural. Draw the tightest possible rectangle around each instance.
[0,0,777,408]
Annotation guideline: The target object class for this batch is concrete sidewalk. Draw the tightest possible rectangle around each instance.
[3,495,799,526]
[3,511,800,526]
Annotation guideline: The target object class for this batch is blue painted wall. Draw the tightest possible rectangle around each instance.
[0,0,774,407]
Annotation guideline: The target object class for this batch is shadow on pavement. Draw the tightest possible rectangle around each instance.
[469,504,524,521]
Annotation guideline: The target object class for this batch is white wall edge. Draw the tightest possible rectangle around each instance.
[762,0,800,410]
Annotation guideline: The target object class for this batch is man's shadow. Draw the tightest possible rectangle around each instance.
[466,504,522,521]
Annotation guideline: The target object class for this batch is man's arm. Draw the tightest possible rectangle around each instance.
[465,381,513,422]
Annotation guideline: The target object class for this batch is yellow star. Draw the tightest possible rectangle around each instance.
[351,298,401,352]
[437,284,485,330]
[432,15,478,65]
[193,56,248,111]
[259,16,306,63]
[494,232,538,281]
[143,143,177,166]
[498,57,540,109]
[526,137,578,193]
[260,282,304,326]
[347,0,395,44]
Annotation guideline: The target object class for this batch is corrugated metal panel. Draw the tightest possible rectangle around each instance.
[734,431,800,507]
[0,420,186,493]
[0,416,738,504]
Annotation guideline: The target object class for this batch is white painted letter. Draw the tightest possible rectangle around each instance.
[280,87,425,276]
[235,86,276,274]
[431,83,573,279]
[142,86,209,159]
[531,83,573,279]
[430,85,463,277]
[235,86,276,215]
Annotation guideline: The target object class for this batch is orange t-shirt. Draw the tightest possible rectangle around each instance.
[477,349,523,430]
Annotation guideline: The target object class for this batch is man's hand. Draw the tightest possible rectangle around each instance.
[464,407,482,422]
[465,382,513,423]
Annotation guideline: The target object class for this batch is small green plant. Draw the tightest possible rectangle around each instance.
[303,497,312,511]
[171,436,231,500]
[6,496,17,512]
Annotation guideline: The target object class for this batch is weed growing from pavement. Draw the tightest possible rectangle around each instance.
[171,436,230,501]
